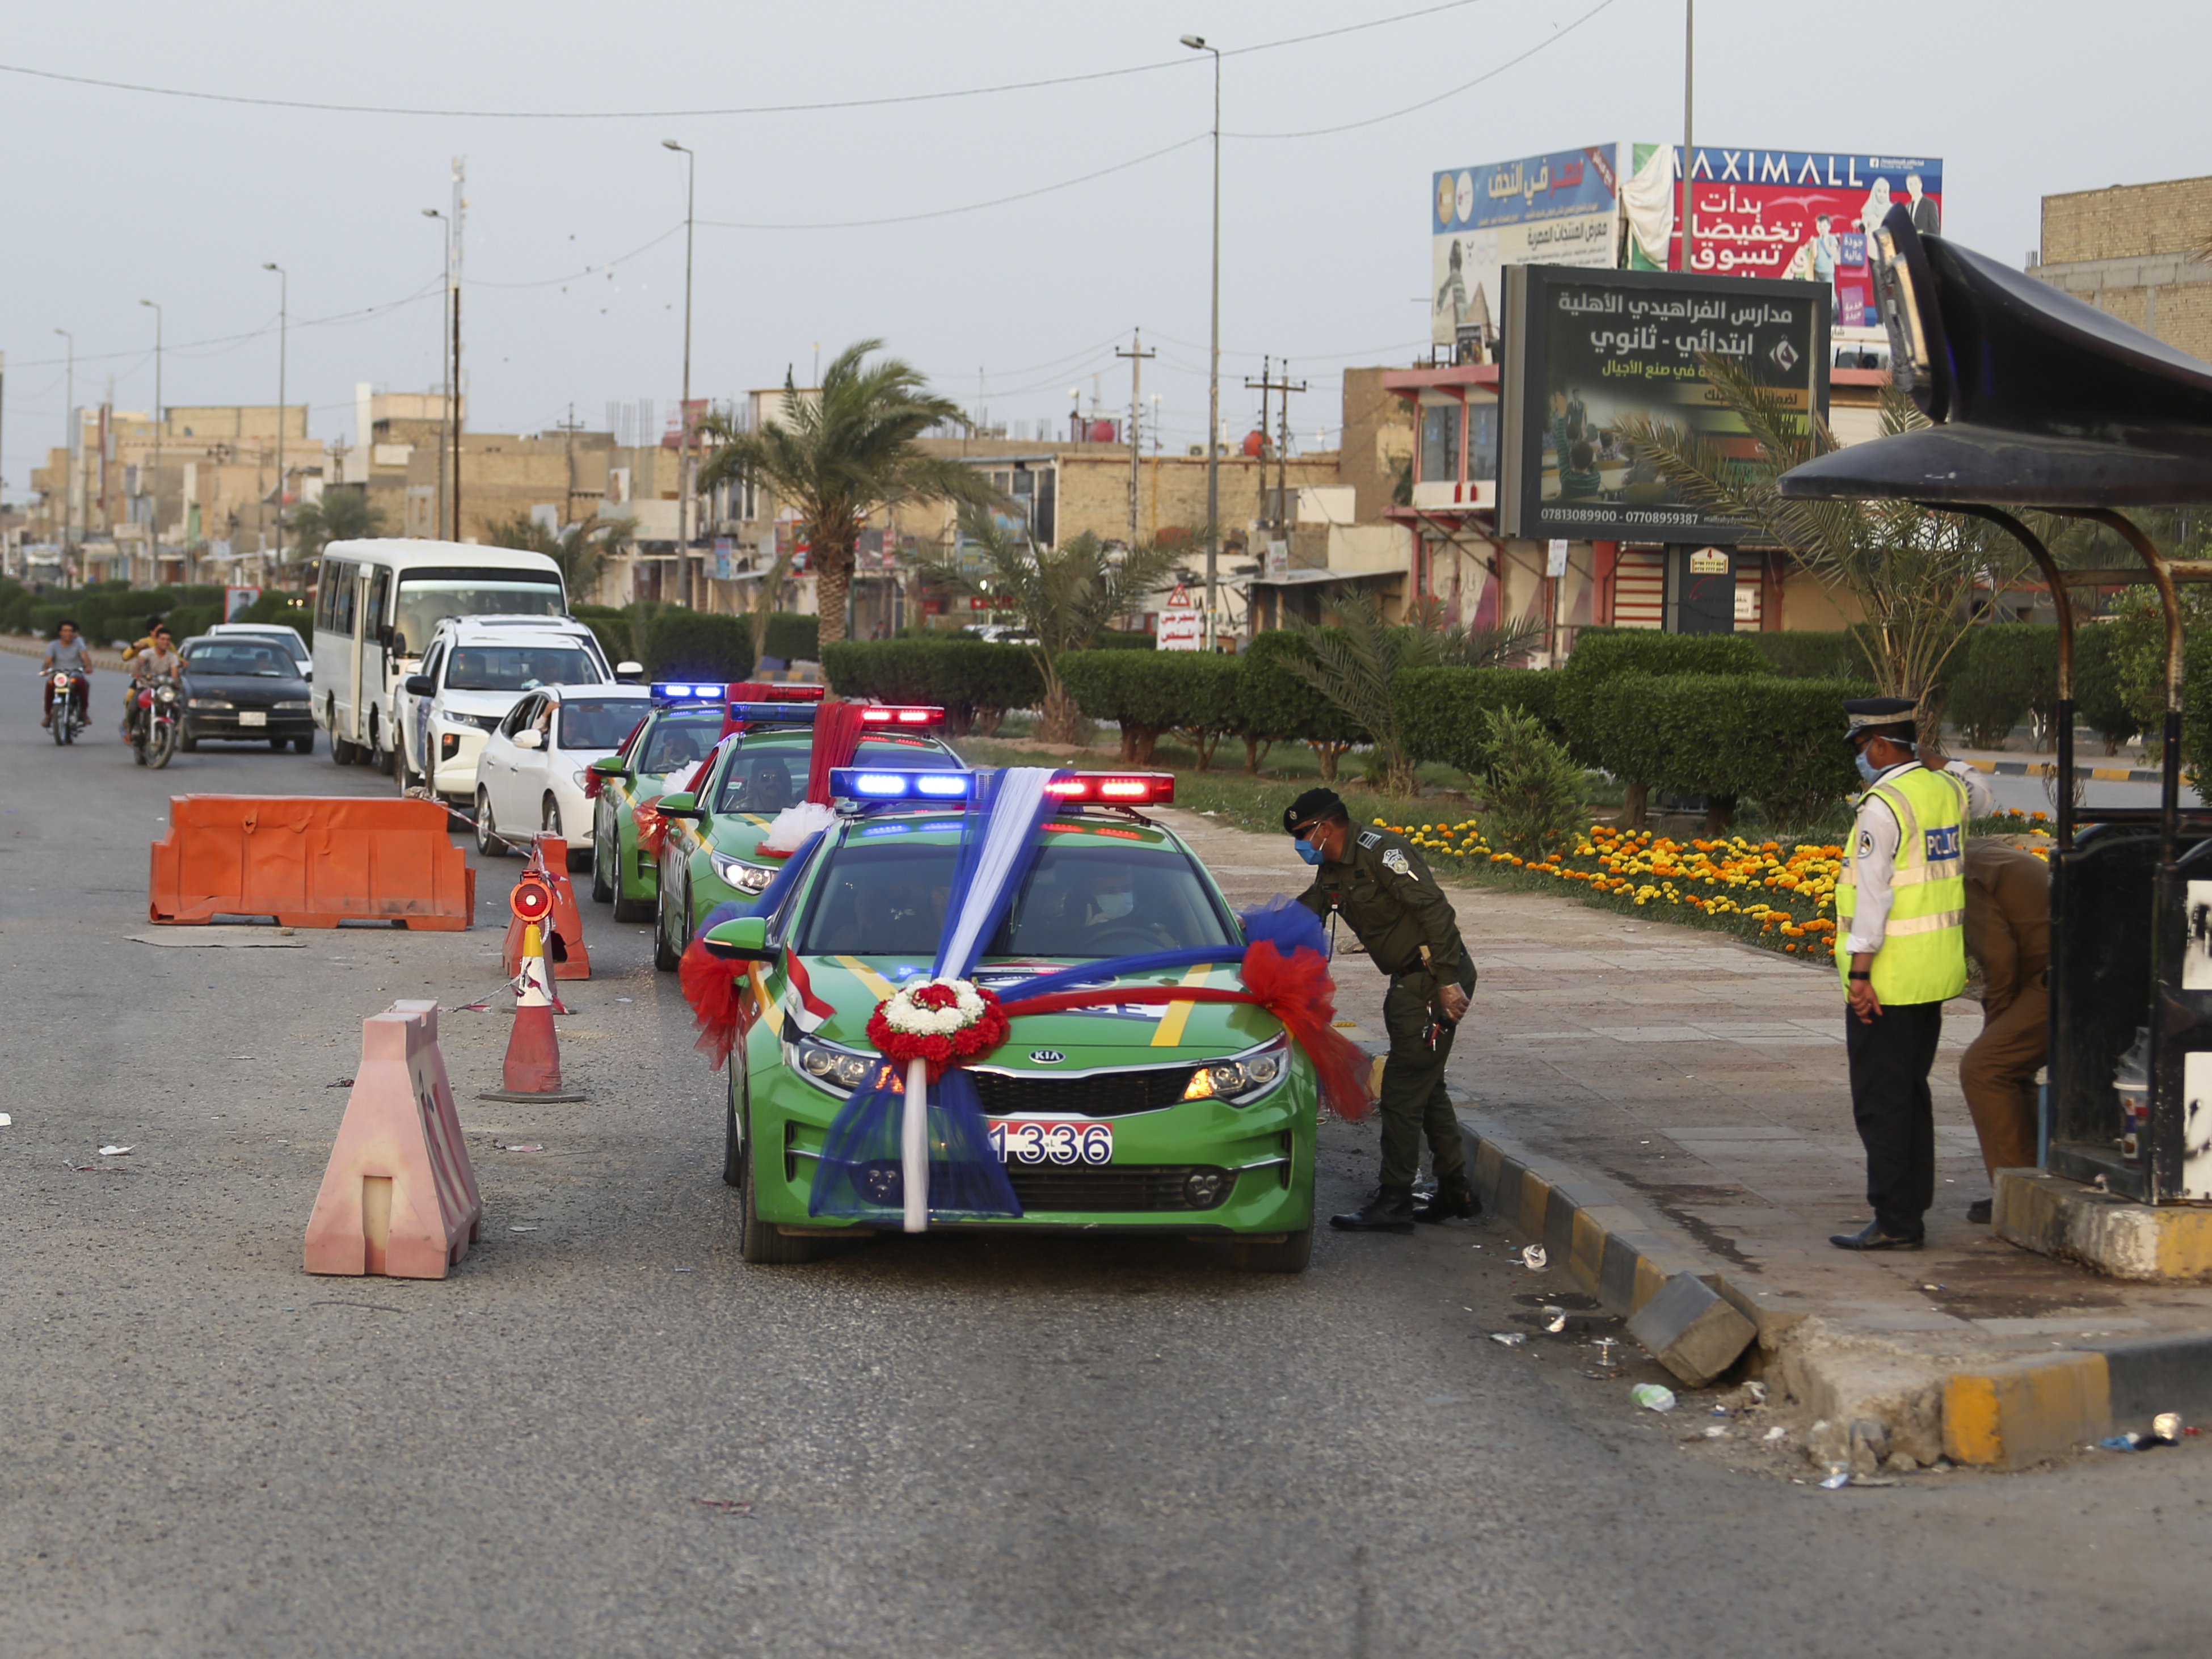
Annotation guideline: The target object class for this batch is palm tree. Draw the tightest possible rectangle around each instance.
[288,488,387,564]
[694,341,997,645]
[922,513,1182,743]
[1612,355,2027,721]
[484,511,637,605]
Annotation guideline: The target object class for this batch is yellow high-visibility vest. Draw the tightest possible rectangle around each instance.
[1836,763,1969,1005]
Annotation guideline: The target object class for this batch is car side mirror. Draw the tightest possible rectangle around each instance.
[614,660,644,683]
[588,756,633,781]
[404,675,433,696]
[513,730,543,751]
[702,915,774,962]
[655,790,705,822]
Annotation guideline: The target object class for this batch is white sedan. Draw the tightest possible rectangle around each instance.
[473,684,655,865]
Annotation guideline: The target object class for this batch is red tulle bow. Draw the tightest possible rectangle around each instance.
[634,795,669,860]
[679,934,749,1069]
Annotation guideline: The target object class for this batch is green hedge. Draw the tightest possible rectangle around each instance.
[1745,629,1868,680]
[1237,629,1365,753]
[643,609,753,681]
[761,611,819,664]
[1946,624,2059,748]
[1556,627,1774,771]
[1089,629,1157,651]
[821,637,1043,735]
[2181,631,2212,799]
[2074,622,2141,752]
[6,582,229,645]
[1394,666,1561,779]
[1059,649,1245,765]
[1586,672,1870,828]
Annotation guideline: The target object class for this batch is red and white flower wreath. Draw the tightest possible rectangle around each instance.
[866,976,1010,1079]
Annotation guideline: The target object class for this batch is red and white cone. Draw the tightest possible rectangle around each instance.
[478,921,586,1103]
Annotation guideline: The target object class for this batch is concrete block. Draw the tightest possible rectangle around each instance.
[1944,1351,2112,1469]
[1626,1269,1758,1387]
[2089,1332,2212,1431]
[1995,1168,2212,1282]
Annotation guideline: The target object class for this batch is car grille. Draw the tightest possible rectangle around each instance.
[970,1065,1195,1119]
[1006,1164,1232,1212]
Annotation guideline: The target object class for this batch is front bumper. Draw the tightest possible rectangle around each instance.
[431,727,490,798]
[184,711,316,741]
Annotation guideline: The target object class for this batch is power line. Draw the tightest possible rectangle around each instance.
[1230,0,1619,138]
[10,281,444,371]
[0,2,1489,121]
[467,224,686,288]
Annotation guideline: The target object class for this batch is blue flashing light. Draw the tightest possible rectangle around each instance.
[832,767,975,801]
[652,681,720,701]
[860,822,913,837]
[730,702,820,725]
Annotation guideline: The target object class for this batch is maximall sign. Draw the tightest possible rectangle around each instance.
[1497,264,1830,543]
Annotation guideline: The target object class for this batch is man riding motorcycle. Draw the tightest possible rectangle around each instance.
[125,625,182,746]
[40,620,93,729]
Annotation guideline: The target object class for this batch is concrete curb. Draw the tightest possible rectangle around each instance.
[1957,755,2162,785]
[1455,1111,2212,1469]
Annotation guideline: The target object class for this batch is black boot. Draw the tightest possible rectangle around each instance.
[1829,1219,1923,1251]
[1330,1186,1417,1232]
[1414,1177,1481,1223]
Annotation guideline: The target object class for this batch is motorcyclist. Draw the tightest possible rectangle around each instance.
[40,620,93,728]
[125,625,183,746]
[120,613,166,736]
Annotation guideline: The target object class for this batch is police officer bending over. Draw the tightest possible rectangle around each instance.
[1284,788,1480,1232]
[1832,697,1993,1251]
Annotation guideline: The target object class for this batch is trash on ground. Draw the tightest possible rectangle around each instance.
[1490,1332,1527,1348]
[2153,1413,2186,1443]
[1542,1305,1568,1332]
[64,1163,95,1173]
[0,1114,11,1127]
[2099,1432,2156,1452]
[1920,1283,1946,1292]
[1764,1425,1789,1442]
[1701,1425,1729,1439]
[1710,1404,1730,1417]
[98,1145,132,1156]
[1818,1466,1851,1490]
[1630,1383,1676,1412]
[1522,1245,1548,1271]
[693,1497,753,1515]
[509,1225,540,1233]
[1590,1337,1621,1371]
[1745,1380,1768,1405]
[495,1142,545,1152]
[616,997,634,1003]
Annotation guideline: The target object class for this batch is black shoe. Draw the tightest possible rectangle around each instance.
[1330,1188,1417,1232]
[1967,1199,1992,1225]
[1414,1179,1481,1223]
[1829,1220,1924,1251]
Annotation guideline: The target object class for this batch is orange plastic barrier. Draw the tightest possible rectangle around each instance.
[305,1000,483,1279]
[499,835,590,980]
[149,795,475,929]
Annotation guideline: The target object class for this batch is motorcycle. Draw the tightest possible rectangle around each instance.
[132,676,181,769]
[48,671,89,746]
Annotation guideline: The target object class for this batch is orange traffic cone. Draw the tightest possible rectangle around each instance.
[478,920,586,1103]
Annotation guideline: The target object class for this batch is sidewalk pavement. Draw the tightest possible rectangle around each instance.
[1157,803,2212,1468]
[1946,740,2162,786]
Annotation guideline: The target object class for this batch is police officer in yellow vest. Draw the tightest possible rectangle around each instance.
[1831,697,1993,1250]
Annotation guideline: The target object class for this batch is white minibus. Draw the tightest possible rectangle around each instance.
[310,540,568,772]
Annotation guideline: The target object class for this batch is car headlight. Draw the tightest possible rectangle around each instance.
[793,1037,894,1097]
[274,700,311,711]
[441,712,499,733]
[1181,1034,1291,1104]
[709,851,774,893]
[187,698,233,710]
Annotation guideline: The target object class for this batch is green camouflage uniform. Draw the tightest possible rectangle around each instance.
[1298,825,1473,1192]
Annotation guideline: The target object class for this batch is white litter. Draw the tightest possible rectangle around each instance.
[98,1145,133,1156]
[0,1114,11,1127]
[1522,1245,1548,1270]
[1490,1332,1527,1348]
[1764,1425,1789,1442]
[509,1226,539,1233]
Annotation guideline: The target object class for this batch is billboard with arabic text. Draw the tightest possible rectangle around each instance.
[1431,146,1620,350]
[1497,264,1830,543]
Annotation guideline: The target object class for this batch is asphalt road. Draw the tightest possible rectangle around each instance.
[2,700,2207,1658]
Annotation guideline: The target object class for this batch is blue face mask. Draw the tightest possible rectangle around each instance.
[1853,748,1880,785]
[1295,838,1323,866]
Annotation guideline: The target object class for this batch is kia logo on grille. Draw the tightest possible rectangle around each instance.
[1029,1049,1066,1064]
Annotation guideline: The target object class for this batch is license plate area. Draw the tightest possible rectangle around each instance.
[988,1118,1113,1166]
[238,710,268,727]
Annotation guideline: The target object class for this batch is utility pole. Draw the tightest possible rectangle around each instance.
[663,140,696,607]
[561,402,579,527]
[140,300,163,582]
[263,264,287,575]
[1246,355,1271,544]
[1243,358,1305,571]
[1115,329,1155,550]
[1181,33,1223,644]
[452,158,467,544]
[1682,1,1696,275]
[423,205,450,537]
[52,330,72,571]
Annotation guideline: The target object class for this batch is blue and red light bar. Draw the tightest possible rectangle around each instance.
[652,681,724,702]
[728,681,825,703]
[831,767,974,801]
[857,705,945,727]
[730,702,823,725]
[1047,772,1176,805]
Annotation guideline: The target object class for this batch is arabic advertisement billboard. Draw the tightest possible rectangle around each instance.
[1620,146,1943,329]
[1497,265,1830,543]
[1431,146,1620,351]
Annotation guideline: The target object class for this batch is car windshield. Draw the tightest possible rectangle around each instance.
[183,642,293,677]
[394,576,566,656]
[638,710,723,774]
[557,697,647,751]
[712,736,959,814]
[445,646,601,692]
[794,835,1233,960]
[225,627,307,659]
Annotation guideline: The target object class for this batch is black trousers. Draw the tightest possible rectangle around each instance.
[1375,970,1470,1193]
[1845,999,1945,1235]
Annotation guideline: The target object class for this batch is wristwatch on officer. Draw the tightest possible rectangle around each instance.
[1848,971,1872,982]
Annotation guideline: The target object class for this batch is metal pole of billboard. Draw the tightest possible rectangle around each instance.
[140,300,162,582]
[53,330,72,572]
[262,264,286,576]
[663,139,696,609]
[1681,1,1695,273]
[1181,33,1222,646]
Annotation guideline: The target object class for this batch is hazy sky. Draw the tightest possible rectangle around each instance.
[5,0,2207,500]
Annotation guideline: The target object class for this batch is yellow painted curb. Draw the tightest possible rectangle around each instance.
[1944,1351,2111,1468]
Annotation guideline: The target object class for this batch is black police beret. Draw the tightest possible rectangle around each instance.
[1284,787,1343,835]
[1843,696,1918,739]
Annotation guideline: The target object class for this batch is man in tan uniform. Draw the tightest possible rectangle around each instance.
[1960,839,2050,1223]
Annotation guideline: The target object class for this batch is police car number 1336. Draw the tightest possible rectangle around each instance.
[988,1119,1114,1165]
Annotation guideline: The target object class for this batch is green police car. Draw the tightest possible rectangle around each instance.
[585,684,730,921]
[648,706,965,971]
[696,769,1317,1271]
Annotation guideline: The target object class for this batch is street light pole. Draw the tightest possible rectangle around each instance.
[140,300,163,582]
[663,140,696,608]
[423,208,451,539]
[263,263,288,578]
[1180,34,1222,643]
[52,328,73,576]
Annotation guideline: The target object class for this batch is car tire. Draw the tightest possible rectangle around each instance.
[653,865,685,972]
[735,1084,821,1264]
[371,718,395,775]
[612,864,654,924]
[476,787,508,858]
[293,736,314,755]
[590,819,615,904]
[723,1066,747,1188]
[179,730,198,752]
[1232,1227,1314,1274]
